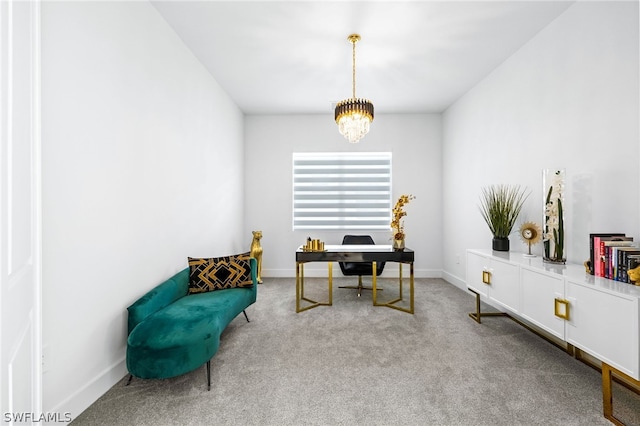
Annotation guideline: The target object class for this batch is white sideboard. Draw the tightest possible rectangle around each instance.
[466,249,640,379]
[467,249,640,425]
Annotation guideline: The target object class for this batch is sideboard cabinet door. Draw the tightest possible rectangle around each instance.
[519,268,565,340]
[488,258,520,314]
[565,279,640,380]
[466,251,490,298]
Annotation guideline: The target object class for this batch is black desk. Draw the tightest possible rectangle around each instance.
[295,245,415,314]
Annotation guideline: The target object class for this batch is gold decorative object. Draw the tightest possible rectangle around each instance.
[391,194,415,250]
[302,237,325,252]
[250,230,263,284]
[519,221,542,257]
[628,265,640,285]
[334,34,374,143]
[392,238,405,251]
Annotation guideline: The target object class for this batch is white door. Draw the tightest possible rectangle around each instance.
[1,0,42,422]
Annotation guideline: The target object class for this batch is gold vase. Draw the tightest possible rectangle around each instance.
[392,238,405,251]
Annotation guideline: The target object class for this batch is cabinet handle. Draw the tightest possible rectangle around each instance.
[482,270,491,285]
[554,298,570,320]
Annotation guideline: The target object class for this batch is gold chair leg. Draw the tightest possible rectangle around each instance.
[338,273,382,296]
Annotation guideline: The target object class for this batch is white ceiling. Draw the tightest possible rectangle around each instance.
[151,1,574,115]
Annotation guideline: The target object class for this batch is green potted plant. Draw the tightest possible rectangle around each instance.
[478,184,529,251]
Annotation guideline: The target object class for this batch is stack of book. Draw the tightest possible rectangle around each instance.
[590,233,640,284]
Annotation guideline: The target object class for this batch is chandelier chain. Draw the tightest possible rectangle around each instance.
[352,38,356,99]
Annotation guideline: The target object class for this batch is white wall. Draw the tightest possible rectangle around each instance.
[442,1,639,288]
[41,1,244,417]
[244,114,442,278]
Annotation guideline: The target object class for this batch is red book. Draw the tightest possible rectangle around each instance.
[598,238,606,277]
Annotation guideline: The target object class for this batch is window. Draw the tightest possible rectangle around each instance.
[292,152,392,230]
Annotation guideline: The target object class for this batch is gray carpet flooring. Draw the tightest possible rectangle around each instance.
[71,277,639,425]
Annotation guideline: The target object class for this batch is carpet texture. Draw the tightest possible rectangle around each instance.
[71,277,639,425]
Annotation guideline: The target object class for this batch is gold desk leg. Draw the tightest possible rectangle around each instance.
[410,262,414,314]
[295,262,302,313]
[296,260,333,313]
[372,261,378,306]
[328,262,333,306]
[373,261,413,314]
[399,263,403,300]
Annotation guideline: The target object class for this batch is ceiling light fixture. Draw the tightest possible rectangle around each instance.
[335,34,374,144]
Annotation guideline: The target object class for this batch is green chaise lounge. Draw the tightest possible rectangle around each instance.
[126,256,258,390]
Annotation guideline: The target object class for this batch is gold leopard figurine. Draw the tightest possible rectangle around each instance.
[250,230,263,284]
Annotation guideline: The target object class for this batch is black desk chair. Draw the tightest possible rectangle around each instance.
[338,235,385,297]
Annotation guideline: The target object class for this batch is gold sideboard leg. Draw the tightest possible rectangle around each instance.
[602,363,616,425]
[468,288,507,324]
[601,362,639,426]
[468,288,482,323]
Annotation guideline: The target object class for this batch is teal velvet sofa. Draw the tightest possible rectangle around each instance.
[126,258,258,390]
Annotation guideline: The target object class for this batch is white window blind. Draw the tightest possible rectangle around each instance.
[292,152,392,230]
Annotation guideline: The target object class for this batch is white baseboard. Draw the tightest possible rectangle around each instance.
[442,270,466,291]
[49,356,127,423]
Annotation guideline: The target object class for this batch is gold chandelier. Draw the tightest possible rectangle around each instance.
[335,34,374,144]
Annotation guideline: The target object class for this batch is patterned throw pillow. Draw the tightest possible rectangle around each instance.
[188,253,253,294]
